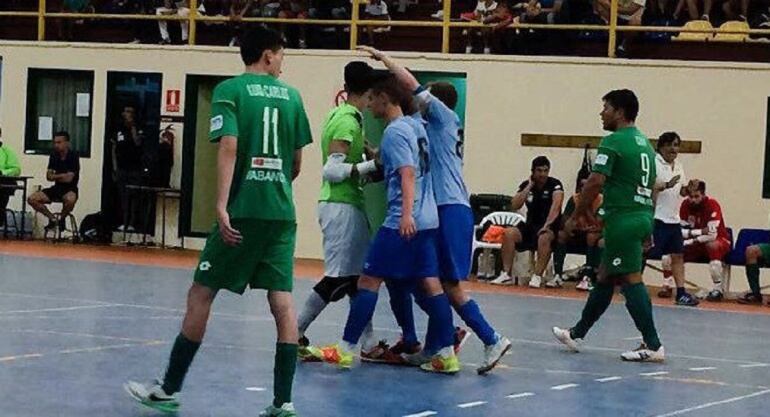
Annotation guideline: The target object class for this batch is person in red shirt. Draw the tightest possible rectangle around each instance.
[679,181,731,301]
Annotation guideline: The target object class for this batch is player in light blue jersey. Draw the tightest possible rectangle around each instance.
[360,46,511,375]
[316,75,460,374]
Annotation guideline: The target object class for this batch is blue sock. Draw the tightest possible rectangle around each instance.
[421,293,455,355]
[342,289,378,346]
[458,299,497,346]
[385,281,419,347]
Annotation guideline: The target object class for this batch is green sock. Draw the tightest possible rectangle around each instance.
[162,333,201,394]
[554,245,567,276]
[747,263,761,295]
[622,283,662,351]
[273,343,298,408]
[571,282,614,339]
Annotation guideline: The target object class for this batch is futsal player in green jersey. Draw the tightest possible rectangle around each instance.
[553,89,665,362]
[125,26,312,417]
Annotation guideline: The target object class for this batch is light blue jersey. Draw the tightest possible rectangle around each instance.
[415,87,469,207]
[380,116,438,231]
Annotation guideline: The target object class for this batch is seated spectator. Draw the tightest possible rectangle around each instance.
[362,0,391,45]
[593,0,645,55]
[27,131,80,232]
[0,127,22,228]
[492,156,564,288]
[278,1,310,49]
[157,0,191,44]
[461,0,499,53]
[519,0,565,23]
[228,0,255,47]
[722,0,750,21]
[552,173,603,290]
[59,0,96,41]
[679,180,731,301]
[103,0,149,44]
[672,0,715,22]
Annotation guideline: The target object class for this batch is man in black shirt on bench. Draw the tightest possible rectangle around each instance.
[28,131,80,232]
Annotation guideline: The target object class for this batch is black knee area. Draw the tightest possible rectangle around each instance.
[313,276,358,303]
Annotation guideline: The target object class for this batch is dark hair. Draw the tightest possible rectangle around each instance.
[657,131,681,152]
[54,131,70,141]
[575,166,591,193]
[371,74,409,106]
[531,155,551,171]
[427,81,458,110]
[695,180,706,194]
[400,95,417,115]
[240,25,286,66]
[344,61,375,95]
[602,89,639,122]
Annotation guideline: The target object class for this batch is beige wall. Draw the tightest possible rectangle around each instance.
[1,42,769,291]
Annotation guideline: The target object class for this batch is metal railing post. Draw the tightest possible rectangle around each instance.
[350,0,361,50]
[441,0,452,53]
[189,0,198,45]
[38,0,46,41]
[608,0,619,57]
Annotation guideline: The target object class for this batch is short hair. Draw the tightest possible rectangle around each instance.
[370,74,408,106]
[694,180,706,194]
[344,61,375,95]
[602,89,639,122]
[427,82,458,110]
[54,131,70,141]
[240,25,286,66]
[531,155,551,171]
[657,131,681,152]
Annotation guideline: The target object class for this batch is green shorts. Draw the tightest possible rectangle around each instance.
[758,243,770,263]
[602,212,653,276]
[194,219,297,294]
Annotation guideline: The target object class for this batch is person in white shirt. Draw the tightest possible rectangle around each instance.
[363,0,391,44]
[645,132,699,307]
[461,0,498,54]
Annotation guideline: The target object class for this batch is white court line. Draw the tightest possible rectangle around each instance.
[457,401,487,408]
[689,367,717,371]
[245,387,266,392]
[596,376,623,382]
[0,353,43,362]
[640,371,669,377]
[551,383,579,390]
[0,304,118,314]
[506,392,535,399]
[2,329,159,343]
[403,411,437,417]
[623,336,643,341]
[650,389,770,417]
[739,363,770,368]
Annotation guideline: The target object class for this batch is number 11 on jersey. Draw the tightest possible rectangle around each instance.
[263,107,279,156]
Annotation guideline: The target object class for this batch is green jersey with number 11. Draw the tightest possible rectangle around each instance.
[592,126,656,217]
[209,73,313,221]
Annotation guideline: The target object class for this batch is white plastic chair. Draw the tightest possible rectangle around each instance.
[470,211,526,274]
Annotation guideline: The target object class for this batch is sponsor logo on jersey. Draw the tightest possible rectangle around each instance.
[637,186,652,197]
[246,170,287,183]
[199,261,211,271]
[595,154,609,166]
[210,115,223,132]
[612,258,622,266]
[251,157,283,171]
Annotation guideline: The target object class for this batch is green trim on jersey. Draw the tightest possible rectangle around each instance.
[593,126,656,218]
[208,73,312,221]
[318,102,366,210]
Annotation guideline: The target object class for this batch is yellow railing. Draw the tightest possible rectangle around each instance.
[1,0,769,57]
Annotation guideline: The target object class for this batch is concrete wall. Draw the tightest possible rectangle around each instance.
[2,41,769,291]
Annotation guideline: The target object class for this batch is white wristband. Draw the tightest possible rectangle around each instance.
[355,160,378,176]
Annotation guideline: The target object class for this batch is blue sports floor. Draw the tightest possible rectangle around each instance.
[1,253,769,417]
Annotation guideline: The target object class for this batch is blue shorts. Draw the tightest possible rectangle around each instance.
[647,220,684,259]
[363,227,439,280]
[437,204,474,281]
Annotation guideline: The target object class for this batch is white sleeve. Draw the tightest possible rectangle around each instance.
[323,153,353,183]
[633,0,646,8]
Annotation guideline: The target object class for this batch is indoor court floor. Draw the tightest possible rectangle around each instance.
[0,243,768,417]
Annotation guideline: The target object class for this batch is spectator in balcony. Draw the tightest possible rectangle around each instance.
[518,0,565,23]
[27,131,80,233]
[227,0,255,46]
[362,0,391,45]
[593,0,645,55]
[672,0,715,22]
[461,0,499,53]
[278,1,310,48]
[59,0,96,41]
[722,0,750,21]
[491,156,564,288]
[679,181,731,301]
[0,127,22,228]
[157,0,190,44]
